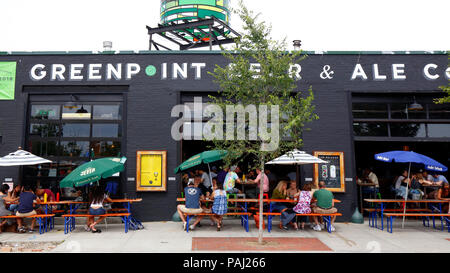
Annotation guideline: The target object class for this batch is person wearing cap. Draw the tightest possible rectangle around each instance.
[210,166,218,180]
[224,166,242,194]
[177,180,206,231]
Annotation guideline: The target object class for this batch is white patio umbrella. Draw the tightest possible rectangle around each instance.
[266,149,328,165]
[0,149,52,166]
[266,149,328,185]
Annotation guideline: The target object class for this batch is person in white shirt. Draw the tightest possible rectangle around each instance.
[198,169,212,197]
[357,168,379,196]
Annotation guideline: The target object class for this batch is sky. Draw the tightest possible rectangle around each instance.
[1,0,449,52]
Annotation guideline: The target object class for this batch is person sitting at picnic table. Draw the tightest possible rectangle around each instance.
[224,166,242,194]
[246,167,269,196]
[422,170,434,182]
[216,166,228,185]
[287,180,300,200]
[357,167,379,197]
[435,182,450,213]
[293,183,313,230]
[16,185,41,233]
[210,182,227,231]
[0,184,16,232]
[425,173,449,199]
[177,180,207,231]
[7,185,22,213]
[210,166,218,180]
[311,181,338,232]
[35,188,57,213]
[409,173,435,199]
[86,185,113,233]
[198,169,213,196]
[271,181,298,230]
[394,170,410,199]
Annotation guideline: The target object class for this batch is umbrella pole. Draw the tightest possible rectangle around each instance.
[402,162,411,228]
[258,155,265,245]
[208,163,212,190]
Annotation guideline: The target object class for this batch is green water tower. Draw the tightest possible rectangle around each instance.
[159,0,232,43]
[160,0,230,26]
[148,1,239,51]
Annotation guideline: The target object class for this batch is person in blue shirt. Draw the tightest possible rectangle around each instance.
[177,180,206,231]
[432,173,449,185]
[16,185,41,233]
[426,173,449,199]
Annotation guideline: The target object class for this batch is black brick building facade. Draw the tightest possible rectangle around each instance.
[0,52,448,222]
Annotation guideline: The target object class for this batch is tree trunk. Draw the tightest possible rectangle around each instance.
[258,155,265,244]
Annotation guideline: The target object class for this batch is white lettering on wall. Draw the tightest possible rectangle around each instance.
[172,63,188,79]
[423,63,439,80]
[351,64,368,80]
[88,64,102,81]
[30,64,46,81]
[51,64,66,81]
[126,63,140,80]
[392,64,406,80]
[70,64,84,81]
[373,64,387,81]
[106,63,122,80]
[191,63,206,80]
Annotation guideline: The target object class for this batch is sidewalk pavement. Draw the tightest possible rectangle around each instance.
[0,218,449,253]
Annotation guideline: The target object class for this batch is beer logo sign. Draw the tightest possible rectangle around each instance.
[81,167,96,176]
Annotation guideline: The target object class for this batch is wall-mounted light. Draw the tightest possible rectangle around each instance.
[408,96,423,111]
[64,95,78,109]
[76,105,88,114]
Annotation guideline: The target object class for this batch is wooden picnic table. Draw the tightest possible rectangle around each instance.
[41,198,144,232]
[364,198,449,231]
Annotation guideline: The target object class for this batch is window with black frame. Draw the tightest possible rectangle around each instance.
[24,101,123,190]
[352,101,450,139]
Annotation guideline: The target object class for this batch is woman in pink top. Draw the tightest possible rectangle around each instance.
[293,183,313,230]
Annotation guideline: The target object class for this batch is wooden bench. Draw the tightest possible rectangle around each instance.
[383,213,450,233]
[255,212,342,233]
[61,213,131,234]
[183,212,252,233]
[364,208,433,229]
[0,214,55,234]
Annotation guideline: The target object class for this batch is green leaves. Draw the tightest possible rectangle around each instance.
[208,0,318,169]
[434,53,450,104]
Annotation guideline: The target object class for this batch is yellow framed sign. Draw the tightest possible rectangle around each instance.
[136,151,167,192]
[313,151,345,193]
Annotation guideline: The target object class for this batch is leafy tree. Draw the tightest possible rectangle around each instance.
[434,53,450,104]
[207,0,318,243]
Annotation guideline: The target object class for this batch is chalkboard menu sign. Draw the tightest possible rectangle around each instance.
[313,151,345,192]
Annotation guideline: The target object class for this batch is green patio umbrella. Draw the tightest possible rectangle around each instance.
[174,150,228,174]
[60,157,127,188]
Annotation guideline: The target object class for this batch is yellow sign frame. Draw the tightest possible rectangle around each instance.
[136,151,167,192]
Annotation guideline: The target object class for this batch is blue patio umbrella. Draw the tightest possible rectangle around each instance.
[374,151,447,172]
[374,150,448,227]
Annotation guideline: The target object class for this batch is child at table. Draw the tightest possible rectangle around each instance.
[87,185,113,233]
